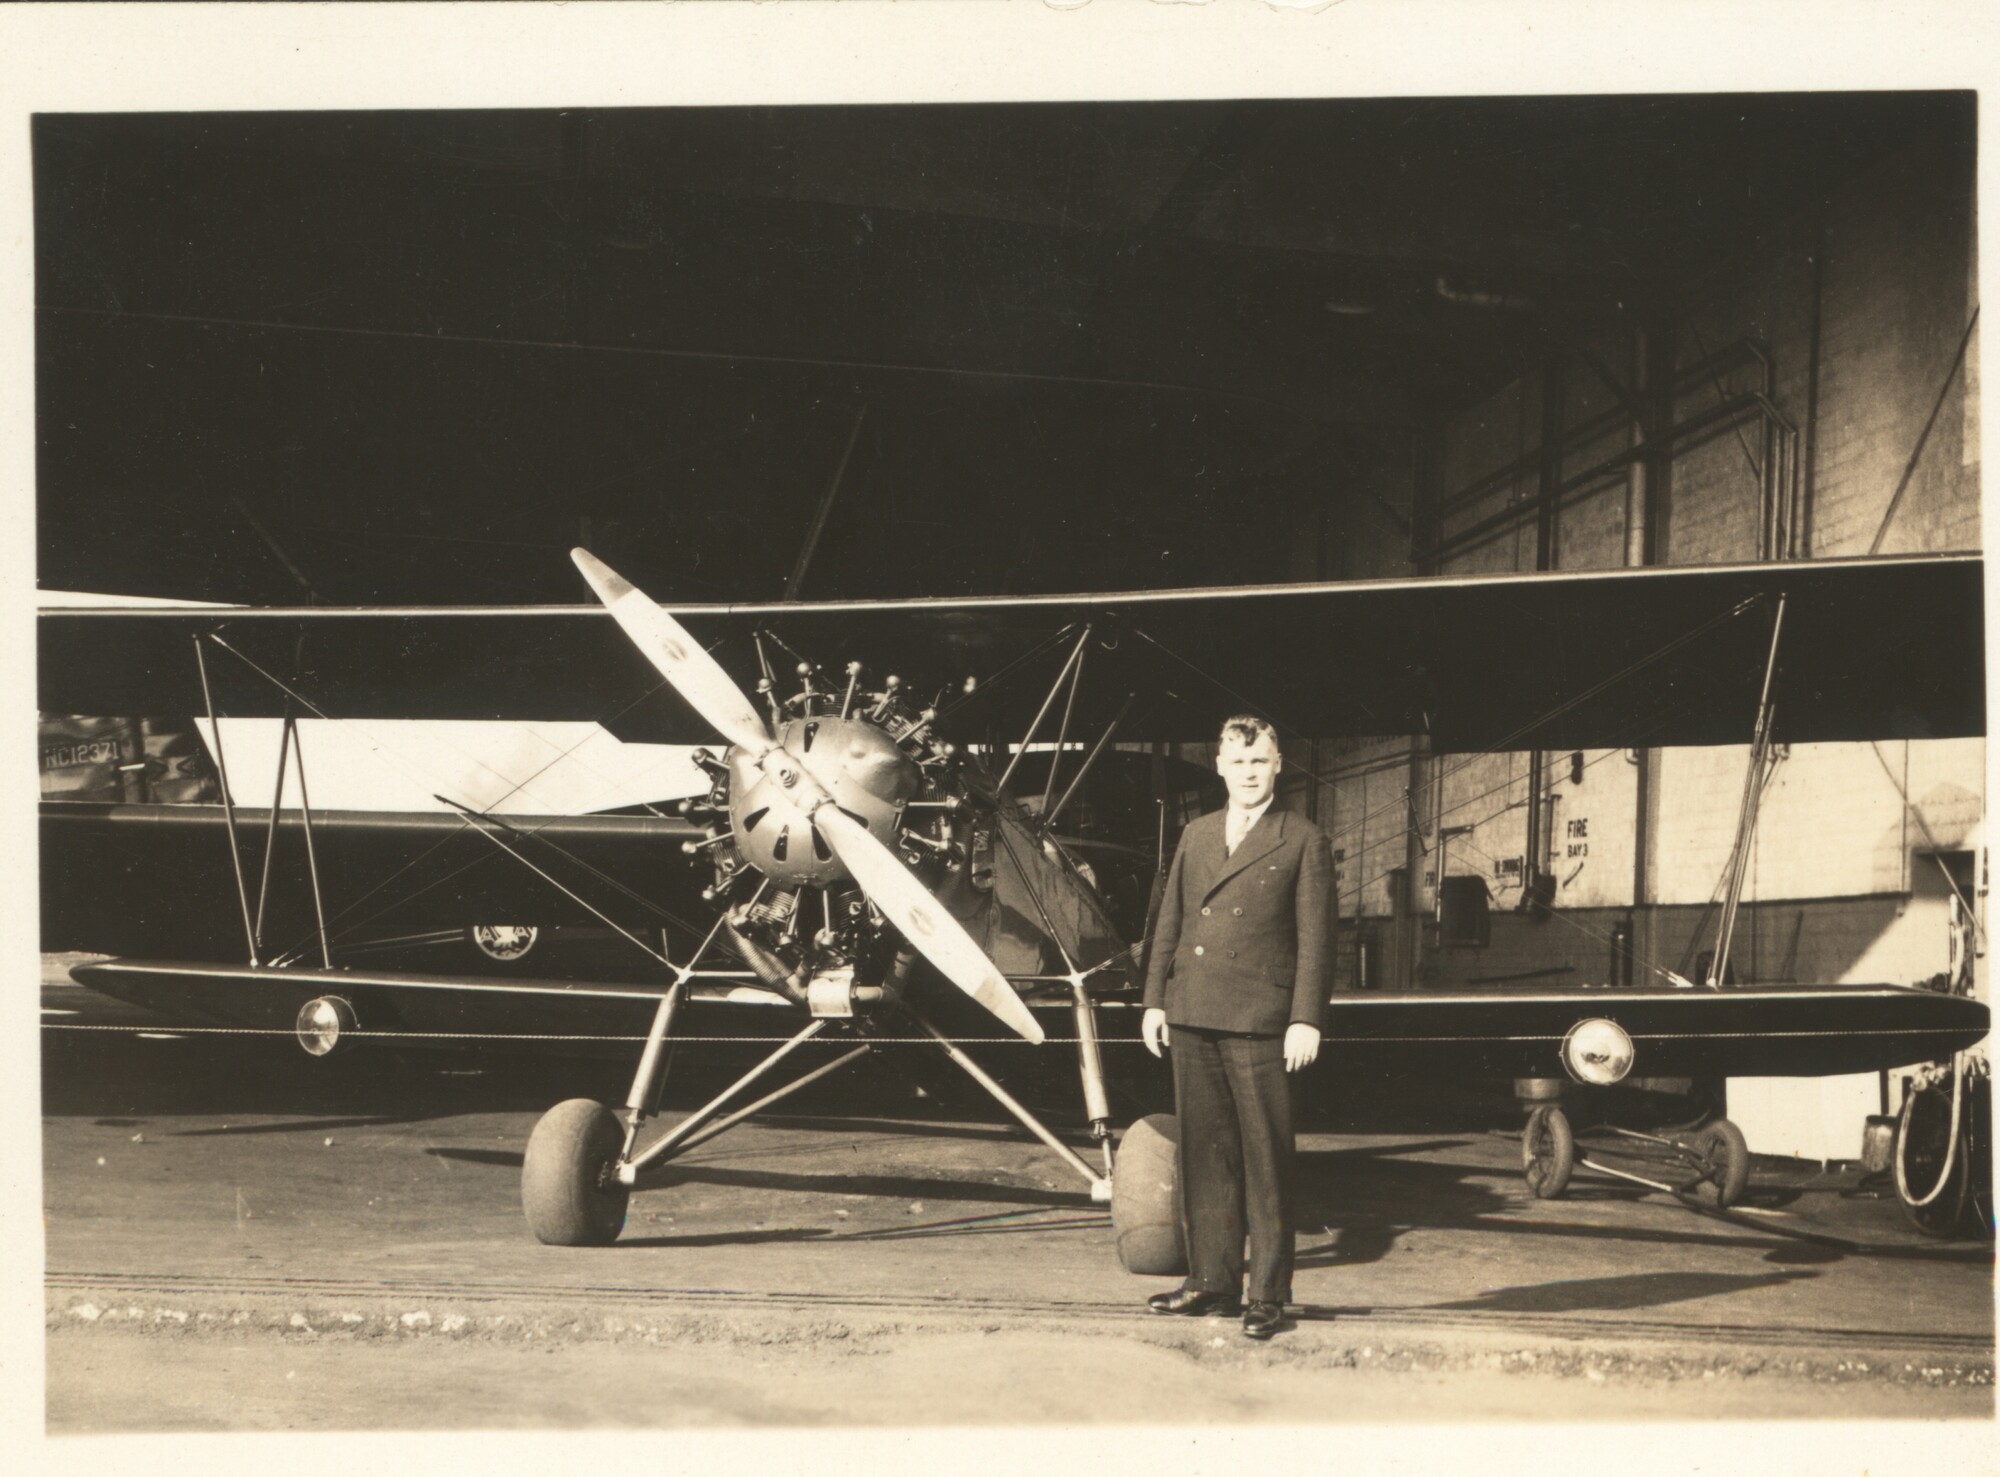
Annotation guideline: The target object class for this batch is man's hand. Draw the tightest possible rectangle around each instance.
[1141,1007,1170,1058]
[1283,1022,1321,1073]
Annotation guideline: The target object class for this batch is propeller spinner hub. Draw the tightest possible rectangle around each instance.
[727,716,918,886]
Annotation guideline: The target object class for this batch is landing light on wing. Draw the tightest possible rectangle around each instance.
[296,996,359,1057]
[1561,1017,1635,1085]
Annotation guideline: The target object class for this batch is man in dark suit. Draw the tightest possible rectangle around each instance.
[1140,715,1332,1340]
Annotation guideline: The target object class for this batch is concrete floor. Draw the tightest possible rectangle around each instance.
[36,971,1997,1435]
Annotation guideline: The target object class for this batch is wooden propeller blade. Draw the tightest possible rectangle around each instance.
[571,549,771,757]
[813,806,1044,1044]
[576,548,1037,1042]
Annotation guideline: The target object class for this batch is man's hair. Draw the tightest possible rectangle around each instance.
[1218,714,1278,750]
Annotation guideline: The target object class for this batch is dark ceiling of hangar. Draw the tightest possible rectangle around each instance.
[34,94,1971,606]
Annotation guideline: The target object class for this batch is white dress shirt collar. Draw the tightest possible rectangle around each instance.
[1224,796,1274,853]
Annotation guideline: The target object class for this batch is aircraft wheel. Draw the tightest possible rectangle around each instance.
[522,1098,630,1247]
[1686,1117,1750,1208]
[1522,1105,1574,1199]
[467,923,540,968]
[1112,1113,1187,1275]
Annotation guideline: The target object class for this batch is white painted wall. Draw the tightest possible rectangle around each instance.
[1650,738,1984,912]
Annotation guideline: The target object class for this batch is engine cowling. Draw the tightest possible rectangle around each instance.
[725,715,918,887]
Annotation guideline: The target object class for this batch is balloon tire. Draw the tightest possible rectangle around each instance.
[1687,1117,1751,1209]
[1113,1113,1188,1276]
[1522,1104,1575,1199]
[522,1098,630,1247]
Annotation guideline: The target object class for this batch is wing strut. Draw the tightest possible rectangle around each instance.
[194,636,260,966]
[1707,594,1789,987]
[253,711,334,969]
[995,624,1093,797]
[289,718,334,968]
[1045,692,1136,829]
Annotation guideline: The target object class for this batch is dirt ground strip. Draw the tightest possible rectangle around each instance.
[42,1291,1996,1429]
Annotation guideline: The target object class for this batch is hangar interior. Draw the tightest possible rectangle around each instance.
[35,97,1983,1158]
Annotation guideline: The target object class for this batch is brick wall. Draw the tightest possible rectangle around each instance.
[1423,127,1980,575]
[1434,749,1527,906]
[1665,207,1820,566]
[1319,125,1981,930]
[1808,130,1979,557]
[1545,746,1641,910]
[1663,131,1978,565]
[1325,735,1413,920]
[1436,377,1537,576]
[1556,327,1643,573]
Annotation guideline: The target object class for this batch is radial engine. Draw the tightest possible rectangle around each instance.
[677,662,979,1015]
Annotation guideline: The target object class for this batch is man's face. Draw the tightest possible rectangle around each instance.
[1217,732,1281,810]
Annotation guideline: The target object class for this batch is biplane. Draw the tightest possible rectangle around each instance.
[38,549,1992,1264]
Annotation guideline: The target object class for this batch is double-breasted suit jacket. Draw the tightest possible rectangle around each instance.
[1142,807,1334,1037]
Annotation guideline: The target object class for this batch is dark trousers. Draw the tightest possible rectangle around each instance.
[1170,1024,1296,1305]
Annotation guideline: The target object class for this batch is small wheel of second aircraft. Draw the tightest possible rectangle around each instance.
[522,1098,630,1247]
[1522,1105,1574,1199]
[1685,1116,1751,1208]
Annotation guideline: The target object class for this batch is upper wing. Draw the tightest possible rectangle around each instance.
[39,553,1983,751]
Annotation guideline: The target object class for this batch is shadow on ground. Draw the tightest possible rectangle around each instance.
[1428,1269,1820,1314]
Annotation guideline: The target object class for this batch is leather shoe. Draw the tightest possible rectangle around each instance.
[1147,1287,1243,1317]
[1241,1301,1284,1340]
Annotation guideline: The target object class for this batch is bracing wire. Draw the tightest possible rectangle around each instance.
[936,624,1081,724]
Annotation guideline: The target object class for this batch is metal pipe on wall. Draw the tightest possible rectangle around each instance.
[1631,313,1674,976]
[1436,391,1799,563]
[1624,325,1650,570]
[1432,336,1800,566]
[1438,339,1778,520]
[1626,323,1652,933]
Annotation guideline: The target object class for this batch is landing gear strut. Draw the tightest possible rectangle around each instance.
[520,990,1120,1248]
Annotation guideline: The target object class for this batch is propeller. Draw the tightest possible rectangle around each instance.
[811,805,1044,1044]
[572,548,1044,1043]
[572,548,772,757]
